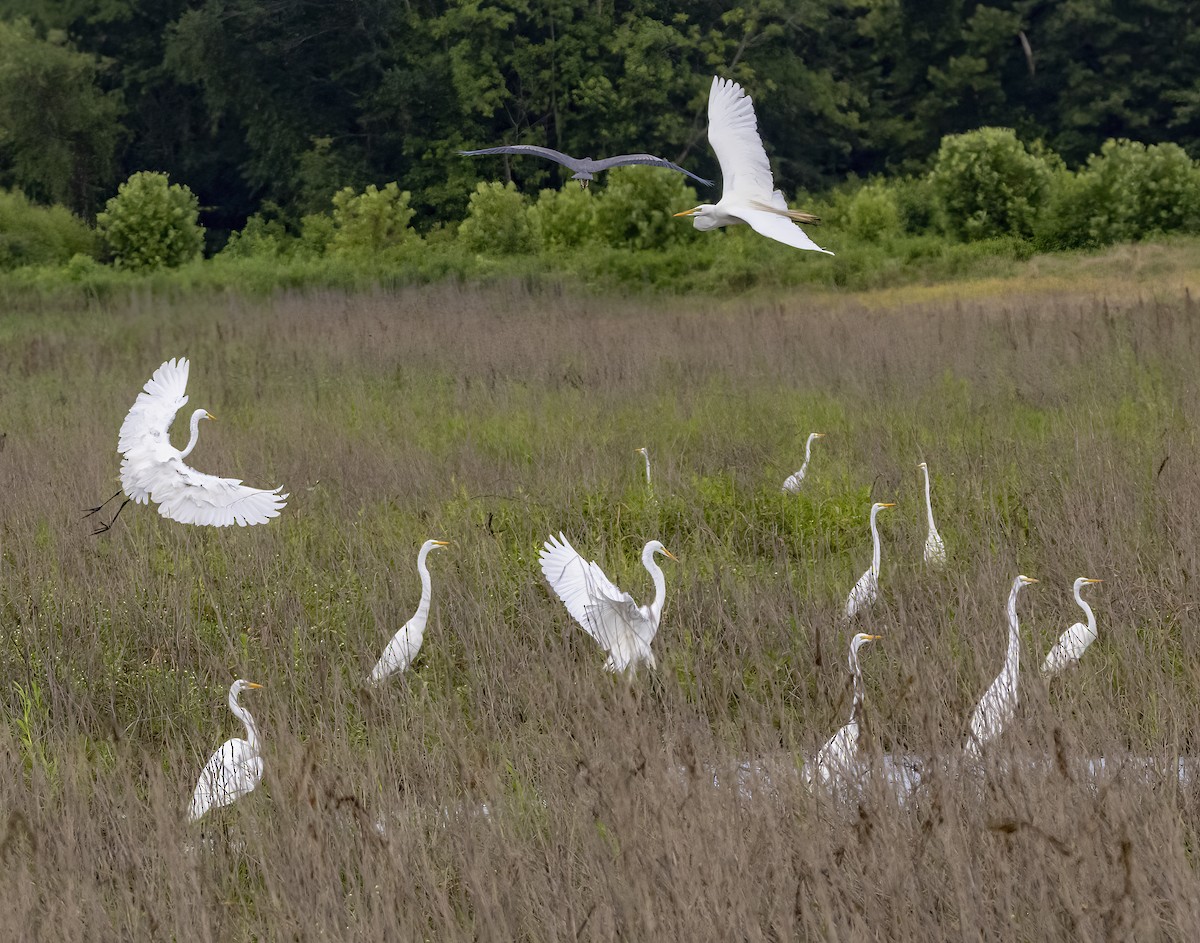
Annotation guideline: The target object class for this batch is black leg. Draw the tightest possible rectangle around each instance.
[90,498,130,536]
[83,490,123,519]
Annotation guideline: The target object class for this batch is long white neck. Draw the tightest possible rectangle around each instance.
[869,507,884,577]
[642,452,652,486]
[181,410,204,457]
[849,646,865,726]
[413,545,435,628]
[1001,578,1025,692]
[229,687,260,755]
[643,545,667,622]
[922,467,937,530]
[1075,582,1096,635]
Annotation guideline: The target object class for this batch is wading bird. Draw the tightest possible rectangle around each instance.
[1042,577,1104,677]
[540,533,677,674]
[782,433,825,493]
[459,145,712,189]
[673,76,832,254]
[965,575,1038,759]
[809,632,883,787]
[635,447,652,487]
[846,503,896,619]
[188,679,264,822]
[918,462,947,568]
[86,358,287,533]
[370,539,451,684]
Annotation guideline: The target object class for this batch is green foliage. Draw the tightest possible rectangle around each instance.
[930,128,1054,241]
[97,171,204,271]
[0,19,122,216]
[458,181,533,255]
[0,189,94,270]
[329,183,417,258]
[1037,139,1200,250]
[593,167,698,250]
[842,182,902,243]
[220,212,291,259]
[527,187,597,252]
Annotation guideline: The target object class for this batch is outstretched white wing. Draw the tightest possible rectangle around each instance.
[151,458,287,527]
[737,205,833,254]
[118,357,191,502]
[539,533,654,670]
[707,76,774,201]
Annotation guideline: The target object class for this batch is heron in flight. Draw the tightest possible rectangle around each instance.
[460,145,712,190]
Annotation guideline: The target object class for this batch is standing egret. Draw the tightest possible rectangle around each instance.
[539,533,677,674]
[673,76,833,254]
[188,679,265,822]
[459,145,712,189]
[846,503,896,619]
[782,433,825,493]
[86,358,287,533]
[965,575,1038,759]
[918,462,947,568]
[809,632,883,787]
[1042,578,1104,677]
[635,447,652,487]
[369,540,451,684]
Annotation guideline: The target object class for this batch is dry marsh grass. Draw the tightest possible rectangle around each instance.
[3,279,1200,938]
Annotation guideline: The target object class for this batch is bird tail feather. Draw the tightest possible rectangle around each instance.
[749,199,821,225]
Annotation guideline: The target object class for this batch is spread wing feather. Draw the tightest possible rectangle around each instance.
[707,76,775,200]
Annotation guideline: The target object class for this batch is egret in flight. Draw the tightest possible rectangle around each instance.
[782,433,825,493]
[86,358,287,533]
[370,540,450,684]
[673,76,832,254]
[635,447,652,487]
[965,575,1038,759]
[460,145,712,190]
[539,533,677,674]
[918,462,947,568]
[1042,578,1103,677]
[808,632,883,787]
[188,679,264,822]
[846,503,896,619]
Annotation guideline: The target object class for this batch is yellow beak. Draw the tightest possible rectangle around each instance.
[432,540,451,547]
[245,682,264,690]
[662,548,679,562]
[673,208,699,217]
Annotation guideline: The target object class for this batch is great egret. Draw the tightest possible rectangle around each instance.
[1042,578,1104,677]
[782,433,825,493]
[86,358,287,533]
[635,447,652,487]
[965,575,1038,759]
[188,679,264,822]
[369,539,450,684]
[460,145,712,189]
[673,76,833,254]
[846,503,896,619]
[918,462,947,568]
[539,533,677,674]
[809,632,883,786]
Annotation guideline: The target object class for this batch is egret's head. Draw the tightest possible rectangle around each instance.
[1018,575,1039,586]
[851,632,882,651]
[635,447,648,456]
[645,540,678,562]
[1076,576,1103,588]
[231,679,263,695]
[917,461,927,470]
[423,539,451,553]
[194,408,215,422]
[811,433,826,440]
[673,204,719,231]
[872,502,896,512]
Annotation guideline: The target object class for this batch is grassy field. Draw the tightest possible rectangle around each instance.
[4,258,1200,938]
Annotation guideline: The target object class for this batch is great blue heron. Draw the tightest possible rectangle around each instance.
[459,144,712,189]
[674,76,833,254]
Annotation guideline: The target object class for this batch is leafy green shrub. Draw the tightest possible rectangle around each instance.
[930,128,1054,241]
[843,182,902,243]
[329,182,416,257]
[1037,139,1200,249]
[527,186,597,251]
[593,167,699,250]
[458,181,533,255]
[220,212,291,258]
[889,175,938,235]
[96,171,204,270]
[0,189,94,270]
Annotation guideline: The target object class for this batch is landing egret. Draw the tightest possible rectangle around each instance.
[539,533,677,674]
[460,145,712,189]
[370,540,450,684]
[965,575,1038,758]
[188,679,264,822]
[86,358,287,533]
[918,462,947,567]
[809,632,883,786]
[635,447,652,487]
[1042,578,1103,677]
[782,433,825,493]
[673,76,832,254]
[846,503,896,619]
